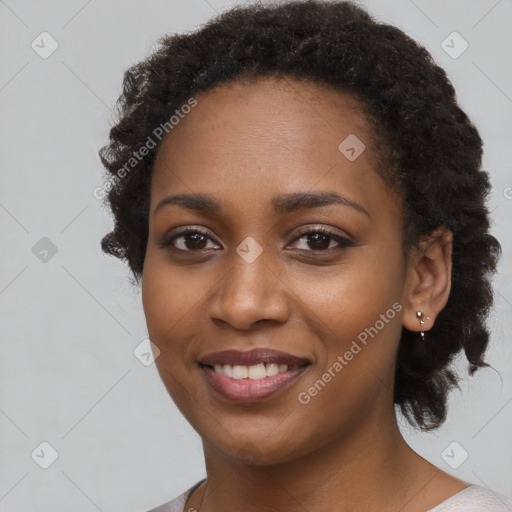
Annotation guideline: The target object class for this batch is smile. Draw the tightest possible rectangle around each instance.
[199,348,311,403]
[210,362,296,379]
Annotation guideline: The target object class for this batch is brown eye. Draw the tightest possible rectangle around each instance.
[288,227,355,252]
[298,232,332,250]
[159,229,221,252]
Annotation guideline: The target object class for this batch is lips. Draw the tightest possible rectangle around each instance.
[199,348,311,367]
[198,348,312,403]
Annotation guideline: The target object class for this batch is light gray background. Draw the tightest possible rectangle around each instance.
[1,0,511,510]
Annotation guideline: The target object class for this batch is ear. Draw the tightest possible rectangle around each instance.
[402,226,453,334]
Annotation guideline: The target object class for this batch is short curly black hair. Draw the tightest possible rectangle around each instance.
[98,0,501,431]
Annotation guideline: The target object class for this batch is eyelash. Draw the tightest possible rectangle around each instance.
[159,225,355,254]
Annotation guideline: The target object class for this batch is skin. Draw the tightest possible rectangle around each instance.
[142,76,466,512]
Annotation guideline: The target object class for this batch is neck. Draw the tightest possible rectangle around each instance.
[192,409,436,512]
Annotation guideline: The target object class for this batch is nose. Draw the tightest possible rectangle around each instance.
[207,250,290,330]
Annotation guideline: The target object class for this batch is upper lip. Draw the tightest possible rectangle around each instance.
[199,348,311,367]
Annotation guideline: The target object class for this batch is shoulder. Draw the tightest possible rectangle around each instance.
[145,479,206,512]
[428,484,512,511]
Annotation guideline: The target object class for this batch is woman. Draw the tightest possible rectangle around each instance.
[98,1,510,510]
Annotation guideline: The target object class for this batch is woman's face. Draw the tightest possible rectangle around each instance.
[142,76,412,464]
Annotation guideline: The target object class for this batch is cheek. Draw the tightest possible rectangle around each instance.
[141,257,207,416]
[142,245,209,322]
[141,253,204,367]
[290,246,405,397]
[292,245,405,336]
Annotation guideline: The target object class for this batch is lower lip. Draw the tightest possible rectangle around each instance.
[200,364,310,403]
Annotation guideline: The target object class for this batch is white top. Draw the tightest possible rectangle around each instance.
[146,479,512,511]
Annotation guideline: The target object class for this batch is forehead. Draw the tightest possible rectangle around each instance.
[150,75,394,220]
[153,75,372,167]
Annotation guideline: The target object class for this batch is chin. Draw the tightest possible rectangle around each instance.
[203,428,312,467]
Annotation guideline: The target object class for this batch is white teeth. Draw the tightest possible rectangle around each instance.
[248,363,266,380]
[211,362,290,379]
[266,363,279,377]
[232,365,249,379]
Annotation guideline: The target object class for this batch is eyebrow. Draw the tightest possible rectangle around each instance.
[154,191,370,217]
